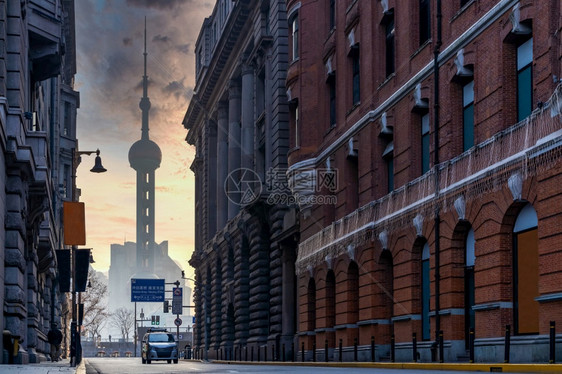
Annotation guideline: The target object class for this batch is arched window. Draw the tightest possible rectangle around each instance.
[326,270,336,328]
[513,203,539,334]
[464,228,475,348]
[347,262,359,323]
[307,278,316,332]
[380,250,394,319]
[421,242,430,340]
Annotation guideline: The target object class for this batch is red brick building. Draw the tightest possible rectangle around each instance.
[286,0,562,362]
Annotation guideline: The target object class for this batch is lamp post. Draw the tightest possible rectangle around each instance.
[70,147,106,367]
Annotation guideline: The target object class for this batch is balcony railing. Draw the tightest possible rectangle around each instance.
[296,84,562,274]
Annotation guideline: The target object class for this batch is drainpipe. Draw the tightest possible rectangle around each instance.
[433,0,442,355]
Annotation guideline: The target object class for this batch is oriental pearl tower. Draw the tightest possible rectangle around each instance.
[128,21,162,277]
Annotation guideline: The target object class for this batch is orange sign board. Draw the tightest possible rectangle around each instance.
[63,201,86,245]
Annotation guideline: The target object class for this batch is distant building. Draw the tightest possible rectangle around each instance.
[288,0,562,363]
[107,240,192,330]
[0,0,78,364]
[183,0,298,360]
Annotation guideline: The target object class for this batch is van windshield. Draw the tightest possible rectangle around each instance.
[148,333,175,343]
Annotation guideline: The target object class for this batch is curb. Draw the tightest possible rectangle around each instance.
[211,360,562,372]
[75,359,86,374]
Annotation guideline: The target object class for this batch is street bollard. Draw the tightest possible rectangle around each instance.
[283,343,286,362]
[245,346,248,362]
[439,330,444,363]
[272,344,275,362]
[264,345,267,362]
[371,336,375,362]
[301,341,305,362]
[504,325,511,363]
[325,339,329,362]
[220,348,222,361]
[391,334,395,363]
[258,345,260,362]
[354,338,358,362]
[292,342,295,362]
[469,327,475,363]
[413,332,417,362]
[251,346,254,362]
[339,338,343,362]
[313,341,316,362]
[550,321,556,364]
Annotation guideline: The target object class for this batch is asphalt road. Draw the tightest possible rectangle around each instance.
[83,357,523,374]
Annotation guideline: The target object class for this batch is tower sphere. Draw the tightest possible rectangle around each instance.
[128,138,162,170]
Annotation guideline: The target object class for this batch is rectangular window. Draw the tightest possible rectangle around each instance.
[517,38,533,121]
[421,113,430,173]
[329,0,335,30]
[329,77,336,127]
[463,80,474,151]
[419,0,430,45]
[64,102,71,136]
[352,52,360,105]
[386,156,394,192]
[291,15,299,61]
[422,258,431,340]
[293,104,299,148]
[385,14,395,77]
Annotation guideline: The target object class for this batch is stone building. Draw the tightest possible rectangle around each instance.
[183,0,298,360]
[0,0,78,363]
[287,0,562,363]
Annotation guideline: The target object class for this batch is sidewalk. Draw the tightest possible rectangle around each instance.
[212,359,562,373]
[0,358,85,374]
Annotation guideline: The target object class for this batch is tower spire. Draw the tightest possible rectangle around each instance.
[139,16,151,140]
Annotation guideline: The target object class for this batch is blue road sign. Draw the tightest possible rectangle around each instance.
[131,278,165,302]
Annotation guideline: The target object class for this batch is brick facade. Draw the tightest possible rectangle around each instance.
[288,0,562,363]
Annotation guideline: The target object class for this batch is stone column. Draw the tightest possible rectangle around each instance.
[227,80,241,220]
[280,245,297,347]
[206,121,218,237]
[216,102,229,229]
[241,64,255,171]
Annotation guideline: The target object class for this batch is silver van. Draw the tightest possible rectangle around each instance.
[141,328,178,364]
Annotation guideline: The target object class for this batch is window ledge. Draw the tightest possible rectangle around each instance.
[391,314,421,322]
[346,102,361,117]
[410,39,432,60]
[451,0,475,23]
[378,73,395,90]
[535,292,562,303]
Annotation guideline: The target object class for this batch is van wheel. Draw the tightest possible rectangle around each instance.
[147,359,151,364]
[173,359,178,364]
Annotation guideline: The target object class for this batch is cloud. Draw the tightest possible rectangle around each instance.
[126,0,191,10]
[153,34,170,44]
[162,79,190,100]
[175,44,190,54]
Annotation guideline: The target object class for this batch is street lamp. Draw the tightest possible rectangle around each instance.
[70,147,106,367]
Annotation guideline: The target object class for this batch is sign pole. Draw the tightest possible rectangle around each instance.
[177,313,180,343]
[134,302,137,358]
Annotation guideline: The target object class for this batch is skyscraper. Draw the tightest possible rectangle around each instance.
[128,21,162,276]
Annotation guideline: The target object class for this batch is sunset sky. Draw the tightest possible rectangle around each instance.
[74,0,212,279]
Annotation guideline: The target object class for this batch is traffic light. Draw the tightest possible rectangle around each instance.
[156,315,160,325]
[164,300,169,313]
[151,315,155,325]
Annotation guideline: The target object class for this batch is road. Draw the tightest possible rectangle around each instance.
[84,357,523,374]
